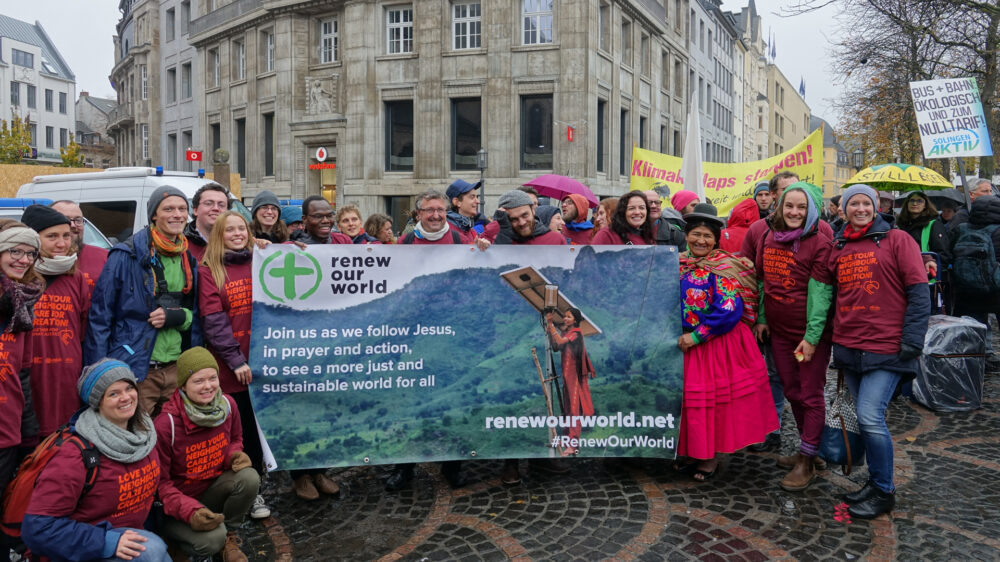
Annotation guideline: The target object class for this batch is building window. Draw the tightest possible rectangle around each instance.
[597,99,606,173]
[166,67,177,103]
[211,123,221,154]
[180,1,190,35]
[620,108,629,175]
[166,8,175,41]
[661,51,670,91]
[699,20,704,51]
[598,2,610,53]
[139,125,148,160]
[140,65,148,99]
[705,84,711,112]
[208,49,220,87]
[676,0,683,30]
[28,124,37,147]
[10,83,19,107]
[167,133,178,169]
[453,2,481,50]
[639,116,647,149]
[660,125,667,154]
[26,85,36,109]
[320,18,338,63]
[261,30,275,72]
[451,98,481,170]
[621,19,632,66]
[12,49,33,68]
[182,130,193,171]
[263,113,275,176]
[234,118,246,175]
[233,40,246,79]
[384,100,414,171]
[45,126,53,148]
[386,6,413,54]
[60,128,69,149]
[640,34,650,76]
[520,94,553,170]
[522,0,553,45]
[59,92,67,114]
[181,63,192,99]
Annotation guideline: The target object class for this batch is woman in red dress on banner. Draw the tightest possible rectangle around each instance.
[676,204,778,481]
[546,308,596,456]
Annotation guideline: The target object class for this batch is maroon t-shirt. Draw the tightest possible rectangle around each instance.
[77,245,108,298]
[27,442,160,529]
[823,229,928,354]
[756,230,832,342]
[564,227,593,245]
[591,229,650,245]
[512,231,568,245]
[198,262,252,394]
[741,218,833,258]
[31,272,92,436]
[154,392,243,522]
[0,330,32,449]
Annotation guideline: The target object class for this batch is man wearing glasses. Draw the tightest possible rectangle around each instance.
[50,200,109,295]
[645,190,686,248]
[290,195,352,245]
[185,184,232,261]
[560,194,594,245]
[399,190,467,245]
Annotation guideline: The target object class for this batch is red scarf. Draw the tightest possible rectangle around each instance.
[150,226,193,294]
[842,221,874,241]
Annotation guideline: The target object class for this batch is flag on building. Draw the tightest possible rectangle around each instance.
[799,77,806,96]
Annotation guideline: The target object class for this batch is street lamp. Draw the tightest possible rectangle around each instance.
[852,149,864,171]
[477,147,488,216]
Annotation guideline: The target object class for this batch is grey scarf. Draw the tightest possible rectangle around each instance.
[35,254,77,276]
[75,408,157,464]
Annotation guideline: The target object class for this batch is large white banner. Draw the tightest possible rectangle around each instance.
[910,77,993,159]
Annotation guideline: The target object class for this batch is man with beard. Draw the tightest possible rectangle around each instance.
[560,194,594,245]
[49,200,108,294]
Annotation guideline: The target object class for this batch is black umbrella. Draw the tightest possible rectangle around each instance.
[895,188,965,209]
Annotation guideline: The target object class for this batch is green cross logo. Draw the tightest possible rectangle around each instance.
[259,250,322,303]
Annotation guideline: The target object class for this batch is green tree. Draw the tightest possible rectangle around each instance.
[0,114,32,164]
[60,133,85,167]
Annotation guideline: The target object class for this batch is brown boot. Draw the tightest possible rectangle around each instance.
[779,454,817,492]
[777,454,827,470]
[221,531,248,562]
[314,472,341,496]
[293,474,319,500]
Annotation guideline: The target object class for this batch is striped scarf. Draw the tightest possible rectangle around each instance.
[680,249,759,326]
[150,226,193,294]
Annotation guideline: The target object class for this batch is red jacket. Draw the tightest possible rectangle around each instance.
[591,228,650,245]
[154,392,243,522]
[77,244,108,297]
[721,199,759,253]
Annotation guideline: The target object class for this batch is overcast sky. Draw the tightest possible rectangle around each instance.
[3,0,844,125]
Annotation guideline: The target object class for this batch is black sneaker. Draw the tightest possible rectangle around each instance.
[847,486,895,519]
[748,432,780,453]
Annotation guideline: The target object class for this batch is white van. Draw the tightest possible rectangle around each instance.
[17,167,249,244]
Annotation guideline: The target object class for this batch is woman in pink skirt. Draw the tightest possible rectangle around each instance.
[675,203,779,481]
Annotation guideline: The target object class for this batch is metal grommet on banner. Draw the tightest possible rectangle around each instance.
[363,457,370,464]
[469,451,477,457]
[366,247,373,252]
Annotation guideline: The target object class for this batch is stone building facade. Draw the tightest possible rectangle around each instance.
[766,62,809,156]
[76,92,117,168]
[188,0,690,223]
[733,0,768,162]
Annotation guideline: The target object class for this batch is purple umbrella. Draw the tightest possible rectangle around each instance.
[521,174,599,208]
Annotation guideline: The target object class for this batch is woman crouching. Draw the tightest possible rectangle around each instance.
[23,359,168,561]
[155,347,258,562]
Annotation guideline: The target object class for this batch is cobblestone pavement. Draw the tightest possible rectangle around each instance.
[232,370,1000,562]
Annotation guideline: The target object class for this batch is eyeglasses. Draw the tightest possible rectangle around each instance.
[647,200,662,208]
[6,249,38,261]
[419,207,447,215]
[308,213,335,221]
[66,217,85,226]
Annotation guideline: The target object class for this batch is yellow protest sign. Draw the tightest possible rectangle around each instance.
[629,128,824,215]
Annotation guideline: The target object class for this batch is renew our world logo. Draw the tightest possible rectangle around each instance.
[258,250,323,303]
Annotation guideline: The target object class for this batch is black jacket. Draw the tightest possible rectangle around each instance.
[897,215,951,265]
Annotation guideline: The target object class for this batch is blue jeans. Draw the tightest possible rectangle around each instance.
[102,528,170,562]
[843,368,900,493]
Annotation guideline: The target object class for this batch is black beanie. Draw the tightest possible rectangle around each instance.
[147,185,190,222]
[21,204,70,233]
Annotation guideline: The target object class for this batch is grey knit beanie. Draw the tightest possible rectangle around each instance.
[147,185,190,221]
[77,359,138,409]
[498,189,535,210]
[251,190,281,218]
[841,184,879,214]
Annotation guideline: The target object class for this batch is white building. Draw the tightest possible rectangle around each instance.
[688,0,737,163]
[0,14,76,164]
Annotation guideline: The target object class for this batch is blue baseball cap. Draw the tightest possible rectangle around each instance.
[281,205,303,225]
[446,179,481,201]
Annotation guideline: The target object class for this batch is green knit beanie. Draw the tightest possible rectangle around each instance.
[176,346,219,388]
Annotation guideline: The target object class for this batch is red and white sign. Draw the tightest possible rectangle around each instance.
[308,162,337,170]
[567,126,574,143]
[315,147,328,162]
[185,150,203,161]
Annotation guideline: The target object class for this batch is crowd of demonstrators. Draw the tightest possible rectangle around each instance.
[155,348,258,562]
[23,360,168,562]
[675,203,778,481]
[249,191,288,243]
[822,185,930,519]
[752,183,834,491]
